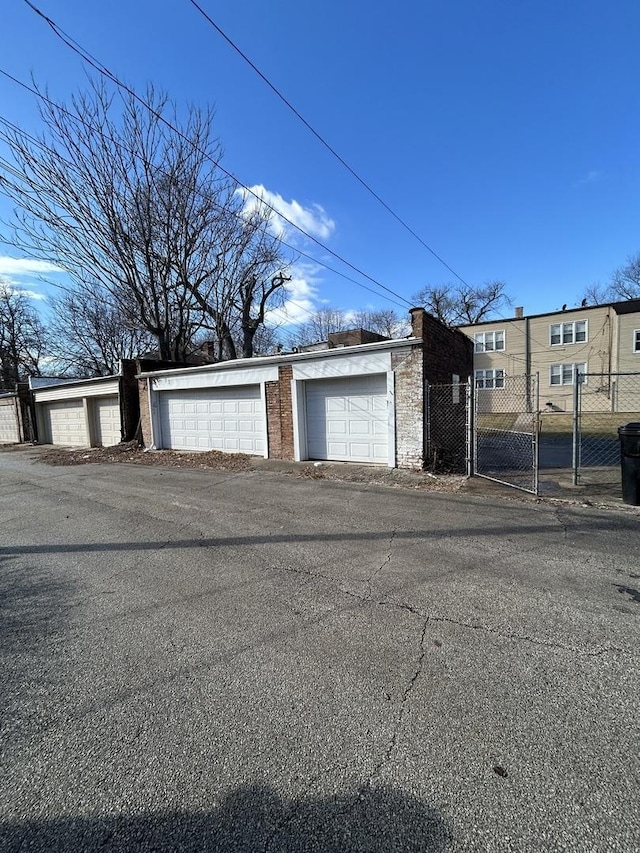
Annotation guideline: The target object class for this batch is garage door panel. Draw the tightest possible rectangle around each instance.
[93,396,121,447]
[44,400,88,446]
[158,386,265,455]
[0,404,20,443]
[305,375,388,464]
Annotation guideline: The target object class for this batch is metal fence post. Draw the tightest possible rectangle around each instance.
[466,376,474,477]
[572,367,580,486]
[533,373,540,495]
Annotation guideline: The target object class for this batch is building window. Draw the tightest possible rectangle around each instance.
[634,330,640,353]
[474,330,505,353]
[549,363,587,386]
[549,320,587,346]
[475,369,505,389]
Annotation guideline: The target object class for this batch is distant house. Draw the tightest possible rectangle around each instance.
[137,308,474,470]
[459,299,640,412]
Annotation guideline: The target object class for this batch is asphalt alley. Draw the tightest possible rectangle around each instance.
[1,448,639,852]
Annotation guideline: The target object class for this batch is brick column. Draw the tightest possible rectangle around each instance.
[265,365,295,460]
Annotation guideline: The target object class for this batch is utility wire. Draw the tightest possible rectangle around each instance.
[0,98,407,354]
[19,0,414,311]
[0,68,410,328]
[185,0,472,289]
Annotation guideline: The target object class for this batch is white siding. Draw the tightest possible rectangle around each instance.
[33,378,119,403]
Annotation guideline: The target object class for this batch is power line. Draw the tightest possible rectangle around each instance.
[185,0,473,289]
[0,68,411,325]
[0,106,408,352]
[19,0,414,312]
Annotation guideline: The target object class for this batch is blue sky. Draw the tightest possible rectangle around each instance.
[1,0,639,331]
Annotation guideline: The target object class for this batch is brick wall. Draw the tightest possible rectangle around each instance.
[265,379,281,458]
[266,365,295,460]
[328,329,389,348]
[410,307,474,384]
[119,359,140,441]
[138,378,152,447]
[392,347,425,469]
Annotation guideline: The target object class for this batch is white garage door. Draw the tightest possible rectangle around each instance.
[158,386,265,454]
[43,400,88,446]
[0,403,20,443]
[305,374,389,464]
[92,396,121,447]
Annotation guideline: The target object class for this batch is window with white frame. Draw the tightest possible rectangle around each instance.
[475,369,505,389]
[549,363,587,386]
[549,320,587,346]
[474,330,505,353]
[634,330,640,353]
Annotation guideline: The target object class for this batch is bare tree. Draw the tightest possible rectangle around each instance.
[48,282,155,376]
[581,253,640,306]
[288,308,351,347]
[0,79,289,362]
[0,280,47,387]
[288,306,408,349]
[412,280,511,326]
[350,308,408,338]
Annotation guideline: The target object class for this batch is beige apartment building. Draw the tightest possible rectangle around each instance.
[459,299,640,412]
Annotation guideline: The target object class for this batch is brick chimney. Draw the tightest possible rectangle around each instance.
[514,306,524,319]
[409,307,426,339]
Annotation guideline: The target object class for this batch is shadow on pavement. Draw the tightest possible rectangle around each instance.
[0,782,449,852]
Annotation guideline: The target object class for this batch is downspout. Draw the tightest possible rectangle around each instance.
[146,376,157,450]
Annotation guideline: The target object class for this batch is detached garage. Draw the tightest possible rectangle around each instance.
[140,345,401,465]
[32,375,130,447]
[138,308,475,470]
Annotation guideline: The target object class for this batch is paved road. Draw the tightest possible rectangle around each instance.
[1,448,639,852]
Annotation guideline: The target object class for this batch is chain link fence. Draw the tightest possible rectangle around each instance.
[474,374,539,493]
[425,381,470,474]
[577,372,640,490]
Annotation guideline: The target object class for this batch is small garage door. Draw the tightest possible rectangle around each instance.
[0,402,20,443]
[158,386,265,454]
[92,396,121,447]
[305,374,389,464]
[43,400,89,446]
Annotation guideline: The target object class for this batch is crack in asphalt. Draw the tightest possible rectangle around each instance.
[366,528,397,598]
[274,563,629,659]
[375,617,429,776]
[553,507,569,537]
[386,599,626,658]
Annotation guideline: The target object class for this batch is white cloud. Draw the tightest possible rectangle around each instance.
[239,185,335,242]
[0,256,63,276]
[15,288,47,301]
[574,170,603,188]
[264,262,322,327]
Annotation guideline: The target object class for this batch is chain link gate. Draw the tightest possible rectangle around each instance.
[473,374,539,494]
[574,372,640,491]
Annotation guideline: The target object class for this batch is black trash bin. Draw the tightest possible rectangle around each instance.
[618,423,640,506]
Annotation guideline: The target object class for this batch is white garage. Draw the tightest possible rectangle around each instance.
[91,396,121,447]
[0,398,21,443]
[32,375,124,447]
[305,374,389,464]
[43,399,89,446]
[157,385,266,454]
